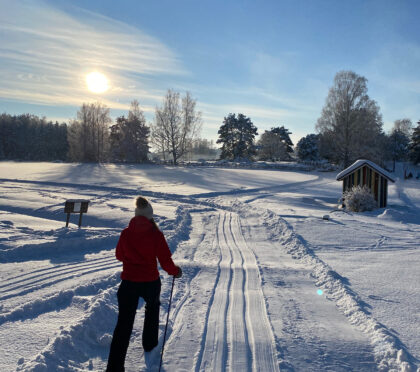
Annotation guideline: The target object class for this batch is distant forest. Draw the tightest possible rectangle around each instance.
[0,113,68,161]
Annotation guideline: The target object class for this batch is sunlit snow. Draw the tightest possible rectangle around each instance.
[0,161,418,371]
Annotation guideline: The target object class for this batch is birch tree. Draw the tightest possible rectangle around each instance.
[68,102,111,162]
[150,90,201,164]
[316,71,383,167]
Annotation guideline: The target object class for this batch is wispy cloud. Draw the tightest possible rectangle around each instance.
[0,0,184,109]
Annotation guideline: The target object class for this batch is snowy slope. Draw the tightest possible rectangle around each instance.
[0,161,418,372]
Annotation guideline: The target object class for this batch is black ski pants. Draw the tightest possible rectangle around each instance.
[106,278,161,372]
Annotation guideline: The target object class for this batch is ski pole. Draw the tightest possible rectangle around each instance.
[159,275,176,372]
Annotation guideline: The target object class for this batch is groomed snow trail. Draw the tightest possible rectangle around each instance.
[165,211,279,372]
[200,211,279,371]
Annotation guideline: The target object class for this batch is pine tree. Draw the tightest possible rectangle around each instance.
[257,128,291,161]
[109,101,150,163]
[388,129,410,170]
[296,134,320,161]
[217,113,258,160]
[109,117,127,162]
[271,126,294,154]
[409,120,420,164]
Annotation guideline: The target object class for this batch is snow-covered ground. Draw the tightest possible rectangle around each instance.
[0,161,419,372]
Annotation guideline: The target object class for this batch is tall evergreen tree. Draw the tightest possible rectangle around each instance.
[409,120,420,164]
[387,128,410,171]
[110,100,150,163]
[257,127,291,161]
[271,126,294,154]
[296,134,320,161]
[217,113,258,160]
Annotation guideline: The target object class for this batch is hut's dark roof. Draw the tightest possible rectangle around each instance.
[336,159,395,182]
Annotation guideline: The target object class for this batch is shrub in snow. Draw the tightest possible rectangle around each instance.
[343,185,377,212]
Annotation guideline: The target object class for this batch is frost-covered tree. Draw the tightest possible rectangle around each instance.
[387,120,411,170]
[316,71,383,167]
[257,127,290,161]
[272,126,294,154]
[393,118,413,137]
[388,130,410,161]
[110,100,150,162]
[189,138,218,157]
[150,90,201,164]
[217,113,258,160]
[296,134,320,161]
[68,102,111,162]
[409,120,420,164]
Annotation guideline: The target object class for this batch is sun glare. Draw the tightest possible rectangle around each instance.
[86,71,109,93]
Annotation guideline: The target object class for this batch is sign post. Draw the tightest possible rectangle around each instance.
[64,199,90,228]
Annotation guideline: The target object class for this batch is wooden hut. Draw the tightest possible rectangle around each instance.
[336,159,395,208]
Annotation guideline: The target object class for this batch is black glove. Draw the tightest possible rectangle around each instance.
[174,266,182,278]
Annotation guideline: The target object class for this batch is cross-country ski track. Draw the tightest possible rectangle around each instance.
[0,169,418,371]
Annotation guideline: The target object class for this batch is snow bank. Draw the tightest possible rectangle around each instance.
[16,286,118,372]
[0,272,120,326]
[0,227,120,263]
[179,159,338,172]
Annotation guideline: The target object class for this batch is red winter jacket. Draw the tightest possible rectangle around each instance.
[116,216,179,282]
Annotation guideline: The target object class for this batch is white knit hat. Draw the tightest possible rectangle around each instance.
[134,196,154,220]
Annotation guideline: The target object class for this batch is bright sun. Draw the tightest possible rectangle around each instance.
[86,71,109,93]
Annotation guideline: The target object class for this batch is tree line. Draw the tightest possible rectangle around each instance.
[1,75,420,167]
[0,90,207,165]
[0,113,68,161]
[216,71,419,168]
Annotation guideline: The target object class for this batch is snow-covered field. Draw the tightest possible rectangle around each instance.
[0,161,419,372]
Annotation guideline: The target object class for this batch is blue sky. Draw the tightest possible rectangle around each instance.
[0,0,419,145]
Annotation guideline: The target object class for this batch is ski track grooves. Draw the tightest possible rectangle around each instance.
[232,214,279,372]
[227,212,251,371]
[198,211,279,371]
[199,212,232,371]
[0,259,120,301]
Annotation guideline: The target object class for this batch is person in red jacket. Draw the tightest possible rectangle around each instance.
[106,196,182,372]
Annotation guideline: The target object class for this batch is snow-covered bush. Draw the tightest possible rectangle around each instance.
[343,185,377,212]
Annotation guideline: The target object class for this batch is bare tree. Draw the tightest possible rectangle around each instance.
[150,90,201,164]
[316,71,383,167]
[68,102,111,162]
[393,118,413,137]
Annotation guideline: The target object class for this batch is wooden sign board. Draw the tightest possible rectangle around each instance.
[64,199,90,227]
